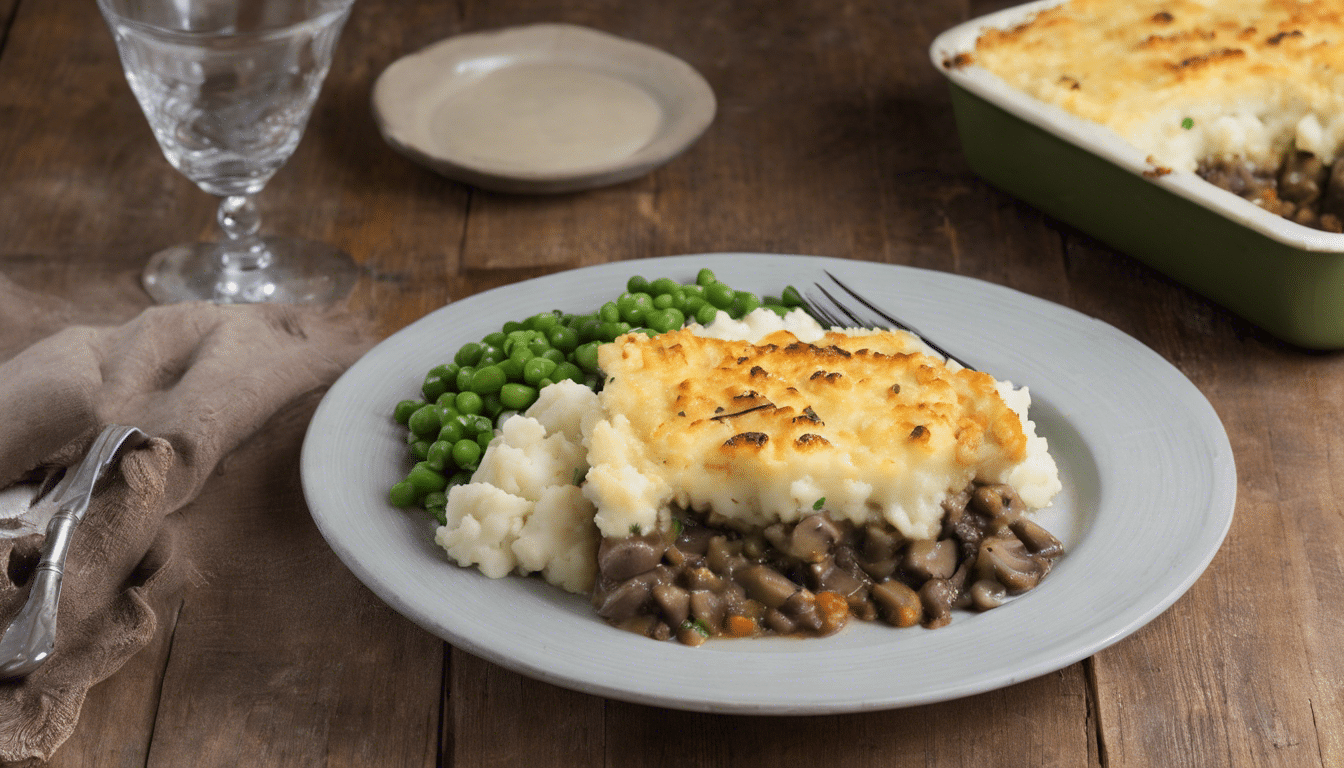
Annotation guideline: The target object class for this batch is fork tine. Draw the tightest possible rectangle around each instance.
[821,270,975,371]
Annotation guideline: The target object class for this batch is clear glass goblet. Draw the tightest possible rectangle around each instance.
[97,0,359,304]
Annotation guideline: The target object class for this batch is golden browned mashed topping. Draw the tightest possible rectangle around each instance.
[583,322,1059,542]
[971,0,1344,173]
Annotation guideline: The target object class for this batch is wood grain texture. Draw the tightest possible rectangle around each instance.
[3,0,1342,764]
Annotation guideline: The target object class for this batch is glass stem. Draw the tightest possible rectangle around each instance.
[216,195,271,271]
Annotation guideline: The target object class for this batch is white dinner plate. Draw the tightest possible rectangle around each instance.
[371,24,716,194]
[300,253,1236,714]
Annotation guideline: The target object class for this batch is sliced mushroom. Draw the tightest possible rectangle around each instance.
[739,564,800,609]
[872,580,923,628]
[594,575,654,621]
[969,578,1009,611]
[970,484,1026,524]
[788,513,844,562]
[597,533,666,581]
[902,539,958,581]
[975,534,1046,593]
[652,583,691,628]
[1009,517,1064,559]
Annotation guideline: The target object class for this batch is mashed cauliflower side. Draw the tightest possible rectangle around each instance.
[434,380,601,594]
[434,309,1061,588]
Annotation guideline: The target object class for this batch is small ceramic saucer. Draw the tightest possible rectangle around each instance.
[372,23,717,194]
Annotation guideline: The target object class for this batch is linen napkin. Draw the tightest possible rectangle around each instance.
[0,273,372,765]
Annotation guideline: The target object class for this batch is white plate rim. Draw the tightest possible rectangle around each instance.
[301,253,1236,714]
[371,23,716,194]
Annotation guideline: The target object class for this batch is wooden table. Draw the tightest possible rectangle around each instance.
[1,0,1341,765]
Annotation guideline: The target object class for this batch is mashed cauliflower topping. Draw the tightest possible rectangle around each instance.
[970,0,1344,173]
[434,309,1061,593]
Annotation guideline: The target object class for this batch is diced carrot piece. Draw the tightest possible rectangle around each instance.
[725,614,758,638]
[816,591,850,635]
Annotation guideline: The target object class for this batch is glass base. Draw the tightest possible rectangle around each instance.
[141,236,358,304]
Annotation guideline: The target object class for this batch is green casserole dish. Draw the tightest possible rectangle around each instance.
[930,0,1344,349]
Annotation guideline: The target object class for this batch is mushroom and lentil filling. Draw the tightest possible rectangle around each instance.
[968,0,1344,231]
[593,483,1064,645]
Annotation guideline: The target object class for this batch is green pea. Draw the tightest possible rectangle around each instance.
[423,490,448,515]
[438,419,465,445]
[683,284,705,298]
[547,325,578,354]
[455,366,475,393]
[470,364,507,394]
[425,440,453,471]
[599,301,621,323]
[407,462,447,494]
[455,390,484,415]
[541,348,566,364]
[652,293,675,310]
[523,356,559,386]
[683,295,706,315]
[482,392,504,419]
[525,312,559,333]
[705,281,736,309]
[483,331,507,347]
[696,268,717,286]
[732,291,762,318]
[421,374,448,402]
[388,480,418,508]
[500,382,539,411]
[502,320,524,333]
[465,414,494,436]
[647,307,685,333]
[477,430,495,451]
[527,337,552,357]
[452,439,483,471]
[574,315,602,343]
[627,275,650,294]
[573,341,601,373]
[454,342,484,367]
[394,399,422,425]
[429,363,459,380]
[498,356,526,380]
[477,345,505,366]
[409,440,431,461]
[781,285,804,307]
[434,402,460,425]
[448,471,473,487]
[598,321,631,341]
[617,292,653,324]
[408,404,442,438]
[695,303,720,326]
[553,362,584,384]
[650,277,680,296]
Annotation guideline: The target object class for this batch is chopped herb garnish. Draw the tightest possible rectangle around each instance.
[629,523,642,535]
[670,517,684,536]
[1181,117,1194,130]
[813,497,826,511]
[573,467,585,486]
[681,618,712,637]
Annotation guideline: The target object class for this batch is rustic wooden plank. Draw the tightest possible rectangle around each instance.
[601,669,1091,768]
[42,598,181,768]
[140,397,443,768]
[450,651,605,768]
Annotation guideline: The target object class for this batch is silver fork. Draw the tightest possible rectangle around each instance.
[803,270,975,370]
[0,425,148,680]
